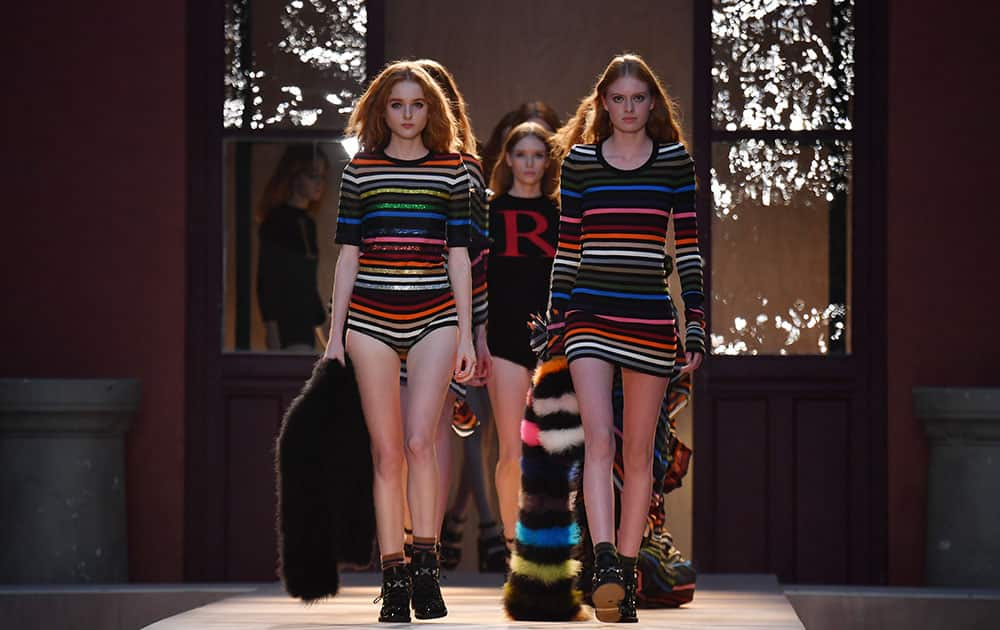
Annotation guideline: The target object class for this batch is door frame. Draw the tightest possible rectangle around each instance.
[691,0,888,582]
[183,0,386,580]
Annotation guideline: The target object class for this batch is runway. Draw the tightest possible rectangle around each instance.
[145,573,804,629]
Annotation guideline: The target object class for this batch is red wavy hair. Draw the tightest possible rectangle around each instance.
[347,61,459,154]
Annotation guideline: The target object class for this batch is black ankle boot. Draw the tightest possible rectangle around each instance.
[439,512,465,570]
[591,550,625,623]
[477,522,507,572]
[619,564,638,623]
[376,565,411,623]
[410,549,447,619]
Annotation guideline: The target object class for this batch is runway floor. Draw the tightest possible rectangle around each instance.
[145,572,804,629]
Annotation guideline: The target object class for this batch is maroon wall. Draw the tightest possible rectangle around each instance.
[887,3,1000,584]
[1,3,187,580]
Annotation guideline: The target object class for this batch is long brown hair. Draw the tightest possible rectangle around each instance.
[489,122,559,202]
[347,61,459,153]
[255,143,330,221]
[481,101,562,182]
[553,54,685,158]
[414,58,478,156]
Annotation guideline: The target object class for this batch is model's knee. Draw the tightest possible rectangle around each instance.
[370,444,404,479]
[623,439,654,472]
[585,427,616,461]
[405,433,434,461]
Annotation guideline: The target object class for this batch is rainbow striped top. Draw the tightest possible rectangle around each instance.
[462,153,490,328]
[334,151,472,253]
[548,141,706,354]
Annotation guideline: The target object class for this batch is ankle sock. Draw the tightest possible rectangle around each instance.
[381,552,406,571]
[412,536,436,555]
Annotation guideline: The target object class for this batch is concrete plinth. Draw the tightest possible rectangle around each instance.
[0,378,140,584]
[915,387,1000,588]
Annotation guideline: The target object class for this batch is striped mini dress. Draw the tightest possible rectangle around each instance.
[547,141,706,377]
[334,151,472,359]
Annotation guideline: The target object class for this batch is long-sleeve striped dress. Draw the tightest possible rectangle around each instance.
[547,141,705,376]
[334,151,472,359]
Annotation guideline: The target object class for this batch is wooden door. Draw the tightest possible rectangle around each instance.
[691,1,887,584]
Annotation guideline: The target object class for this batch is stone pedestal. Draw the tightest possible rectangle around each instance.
[0,378,140,583]
[914,387,1000,587]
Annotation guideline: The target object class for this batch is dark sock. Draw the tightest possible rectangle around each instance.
[594,541,617,562]
[413,536,436,555]
[619,553,637,574]
[381,552,406,571]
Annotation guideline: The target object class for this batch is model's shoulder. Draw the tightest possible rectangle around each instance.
[568,143,598,158]
[657,141,693,161]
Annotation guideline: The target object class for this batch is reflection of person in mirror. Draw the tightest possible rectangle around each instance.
[256,144,330,352]
[484,121,561,559]
[323,61,475,623]
[546,54,705,623]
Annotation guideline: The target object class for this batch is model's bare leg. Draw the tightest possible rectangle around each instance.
[346,331,404,555]
[617,368,668,556]
[487,356,533,541]
[403,327,458,539]
[569,357,617,546]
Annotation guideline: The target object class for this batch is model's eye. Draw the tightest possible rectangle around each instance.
[633,94,646,103]
[390,102,402,109]
[413,102,425,109]
[612,95,624,103]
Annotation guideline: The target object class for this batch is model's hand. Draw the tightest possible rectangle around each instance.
[454,334,476,383]
[470,328,492,384]
[679,351,703,374]
[323,335,346,367]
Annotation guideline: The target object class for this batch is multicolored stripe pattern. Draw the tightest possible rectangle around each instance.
[503,356,585,621]
[463,153,490,329]
[335,151,471,357]
[548,142,705,375]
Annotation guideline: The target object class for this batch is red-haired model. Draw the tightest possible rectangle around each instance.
[547,54,705,623]
[324,61,476,622]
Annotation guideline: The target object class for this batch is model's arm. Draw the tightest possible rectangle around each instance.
[466,156,492,380]
[671,146,706,359]
[545,154,583,348]
[447,158,476,381]
[324,245,359,364]
[324,161,363,365]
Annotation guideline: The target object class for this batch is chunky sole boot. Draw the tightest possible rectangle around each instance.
[592,553,625,623]
[619,565,639,623]
[439,513,465,571]
[375,565,411,623]
[410,550,448,619]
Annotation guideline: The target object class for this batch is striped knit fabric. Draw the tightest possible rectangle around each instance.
[465,153,490,329]
[503,356,586,621]
[548,141,705,375]
[334,151,471,358]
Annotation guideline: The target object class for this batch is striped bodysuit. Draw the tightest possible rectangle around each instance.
[547,141,705,377]
[334,151,472,358]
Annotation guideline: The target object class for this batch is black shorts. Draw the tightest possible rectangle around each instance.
[487,312,538,370]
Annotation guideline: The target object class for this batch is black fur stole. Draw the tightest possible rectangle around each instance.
[275,357,374,602]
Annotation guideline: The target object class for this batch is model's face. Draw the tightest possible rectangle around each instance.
[602,75,654,134]
[293,161,327,202]
[385,80,428,141]
[505,135,548,188]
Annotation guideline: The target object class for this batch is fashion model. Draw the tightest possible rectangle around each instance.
[324,60,476,623]
[547,53,705,623]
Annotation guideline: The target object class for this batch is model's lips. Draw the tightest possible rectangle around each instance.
[523,171,537,176]
[623,116,637,122]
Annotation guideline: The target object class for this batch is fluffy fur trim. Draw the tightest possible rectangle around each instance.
[538,425,585,454]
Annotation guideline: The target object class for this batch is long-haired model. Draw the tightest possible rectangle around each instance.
[546,53,705,623]
[324,60,476,623]
[485,121,562,552]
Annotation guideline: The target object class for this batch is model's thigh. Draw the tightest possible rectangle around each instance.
[569,357,616,442]
[346,331,404,456]
[404,326,459,440]
[619,368,668,458]
[488,357,532,454]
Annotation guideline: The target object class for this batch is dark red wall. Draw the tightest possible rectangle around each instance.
[887,2,1000,584]
[1,3,187,580]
